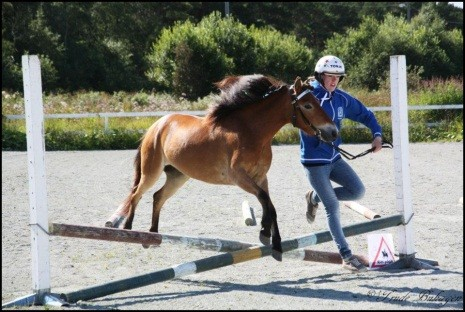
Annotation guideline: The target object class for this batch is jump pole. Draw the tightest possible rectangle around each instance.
[60,214,403,303]
[49,222,254,252]
[342,201,381,220]
[49,222,368,265]
[241,200,256,226]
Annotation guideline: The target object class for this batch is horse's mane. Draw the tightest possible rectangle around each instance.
[208,74,286,122]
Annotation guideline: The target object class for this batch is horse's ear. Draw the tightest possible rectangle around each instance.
[277,85,287,92]
[294,76,302,94]
[302,78,315,91]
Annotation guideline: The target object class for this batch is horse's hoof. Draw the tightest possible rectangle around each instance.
[272,249,283,262]
[142,243,159,248]
[113,217,125,228]
[259,232,271,245]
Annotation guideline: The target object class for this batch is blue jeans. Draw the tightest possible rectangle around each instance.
[303,158,365,259]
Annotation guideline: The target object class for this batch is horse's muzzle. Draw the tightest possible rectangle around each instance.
[318,125,339,143]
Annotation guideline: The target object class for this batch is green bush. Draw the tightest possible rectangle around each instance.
[411,77,463,122]
[200,12,256,76]
[146,15,232,100]
[249,25,315,83]
[146,12,316,99]
[44,129,142,151]
[172,31,231,100]
[1,126,27,151]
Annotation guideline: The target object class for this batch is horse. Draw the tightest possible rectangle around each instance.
[106,74,338,261]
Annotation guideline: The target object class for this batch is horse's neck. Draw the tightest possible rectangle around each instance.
[236,96,291,139]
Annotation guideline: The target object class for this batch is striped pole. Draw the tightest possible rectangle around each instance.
[60,214,403,303]
[285,249,369,266]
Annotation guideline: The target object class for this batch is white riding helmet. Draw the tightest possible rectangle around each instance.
[315,55,345,75]
[314,55,345,83]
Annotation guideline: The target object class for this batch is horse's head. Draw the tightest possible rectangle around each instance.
[290,76,338,142]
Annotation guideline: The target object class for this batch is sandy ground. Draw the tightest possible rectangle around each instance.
[2,142,463,310]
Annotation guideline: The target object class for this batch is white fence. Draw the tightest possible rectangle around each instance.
[4,104,463,131]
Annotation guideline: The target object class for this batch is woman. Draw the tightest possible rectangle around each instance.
[301,55,383,272]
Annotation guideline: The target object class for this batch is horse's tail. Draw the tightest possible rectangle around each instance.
[106,144,142,228]
[125,143,143,202]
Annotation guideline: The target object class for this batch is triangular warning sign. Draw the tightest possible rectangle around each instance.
[367,233,396,268]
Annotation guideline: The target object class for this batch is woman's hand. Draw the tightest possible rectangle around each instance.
[372,136,383,153]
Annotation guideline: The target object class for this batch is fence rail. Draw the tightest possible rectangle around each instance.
[4,104,463,131]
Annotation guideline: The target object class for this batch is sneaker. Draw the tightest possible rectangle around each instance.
[305,190,319,223]
[343,255,368,272]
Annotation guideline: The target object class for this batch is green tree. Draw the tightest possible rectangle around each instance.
[324,8,462,90]
[2,2,462,93]
[2,2,62,91]
[89,2,197,88]
[2,38,22,90]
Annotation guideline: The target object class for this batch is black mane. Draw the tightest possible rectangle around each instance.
[208,74,285,122]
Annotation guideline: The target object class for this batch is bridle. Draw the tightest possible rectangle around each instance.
[289,86,393,160]
[290,88,321,136]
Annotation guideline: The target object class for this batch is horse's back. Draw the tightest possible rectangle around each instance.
[142,113,233,184]
[152,113,204,132]
[142,113,206,153]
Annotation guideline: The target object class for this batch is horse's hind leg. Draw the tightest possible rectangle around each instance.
[123,146,164,230]
[123,170,162,230]
[149,165,189,233]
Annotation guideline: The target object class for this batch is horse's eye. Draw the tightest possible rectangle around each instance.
[304,104,312,109]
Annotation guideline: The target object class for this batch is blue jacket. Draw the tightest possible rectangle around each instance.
[300,81,382,165]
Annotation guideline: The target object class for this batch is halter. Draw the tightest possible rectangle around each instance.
[290,88,321,136]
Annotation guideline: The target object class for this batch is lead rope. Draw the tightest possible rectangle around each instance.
[325,139,393,160]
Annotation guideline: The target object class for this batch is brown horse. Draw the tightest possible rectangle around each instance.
[106,74,338,261]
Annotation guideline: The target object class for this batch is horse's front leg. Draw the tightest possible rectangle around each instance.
[231,167,283,261]
[257,189,272,244]
[256,189,283,261]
